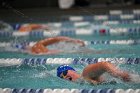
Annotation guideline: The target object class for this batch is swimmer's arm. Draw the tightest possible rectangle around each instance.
[56,36,85,46]
[40,36,85,46]
[26,46,61,55]
[38,36,74,45]
[69,39,85,46]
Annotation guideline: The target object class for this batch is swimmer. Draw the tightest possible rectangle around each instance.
[18,24,48,32]
[13,36,106,55]
[57,62,132,85]
[26,36,85,54]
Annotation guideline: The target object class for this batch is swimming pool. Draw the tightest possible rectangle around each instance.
[0,59,139,89]
[0,35,139,92]
[0,9,140,93]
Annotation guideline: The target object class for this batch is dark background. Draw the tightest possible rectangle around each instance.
[0,0,140,23]
[0,0,139,8]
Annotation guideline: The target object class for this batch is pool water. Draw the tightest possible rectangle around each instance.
[0,64,140,89]
[0,44,140,58]
[0,18,140,90]
[0,34,140,89]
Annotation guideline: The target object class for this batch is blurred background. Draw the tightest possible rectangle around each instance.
[0,0,140,23]
[0,0,140,8]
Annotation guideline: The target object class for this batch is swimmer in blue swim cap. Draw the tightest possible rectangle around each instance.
[57,65,80,81]
[57,62,132,84]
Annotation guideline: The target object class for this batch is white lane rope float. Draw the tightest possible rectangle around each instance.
[0,58,139,66]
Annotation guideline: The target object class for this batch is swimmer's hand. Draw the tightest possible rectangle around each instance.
[66,39,85,47]
[121,72,131,82]
[75,40,85,47]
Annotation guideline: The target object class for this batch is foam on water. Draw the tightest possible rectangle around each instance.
[129,74,140,83]
[48,41,83,52]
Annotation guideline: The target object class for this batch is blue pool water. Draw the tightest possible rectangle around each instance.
[0,64,140,89]
[0,34,140,89]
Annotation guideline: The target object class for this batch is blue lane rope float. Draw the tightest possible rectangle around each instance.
[0,39,139,49]
[0,26,140,37]
[69,14,140,21]
[0,88,140,93]
[23,58,46,65]
[0,58,139,66]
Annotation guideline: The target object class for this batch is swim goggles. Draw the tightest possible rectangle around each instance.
[60,70,72,81]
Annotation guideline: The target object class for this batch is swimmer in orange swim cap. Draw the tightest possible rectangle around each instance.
[13,36,85,55]
[30,36,85,54]
[57,62,131,84]
[19,24,48,32]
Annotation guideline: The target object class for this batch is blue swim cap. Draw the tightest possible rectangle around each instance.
[57,65,75,77]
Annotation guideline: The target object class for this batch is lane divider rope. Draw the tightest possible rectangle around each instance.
[0,39,139,48]
[0,58,139,66]
[0,88,140,93]
[0,26,140,37]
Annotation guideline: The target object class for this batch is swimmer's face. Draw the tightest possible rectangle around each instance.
[60,70,79,81]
